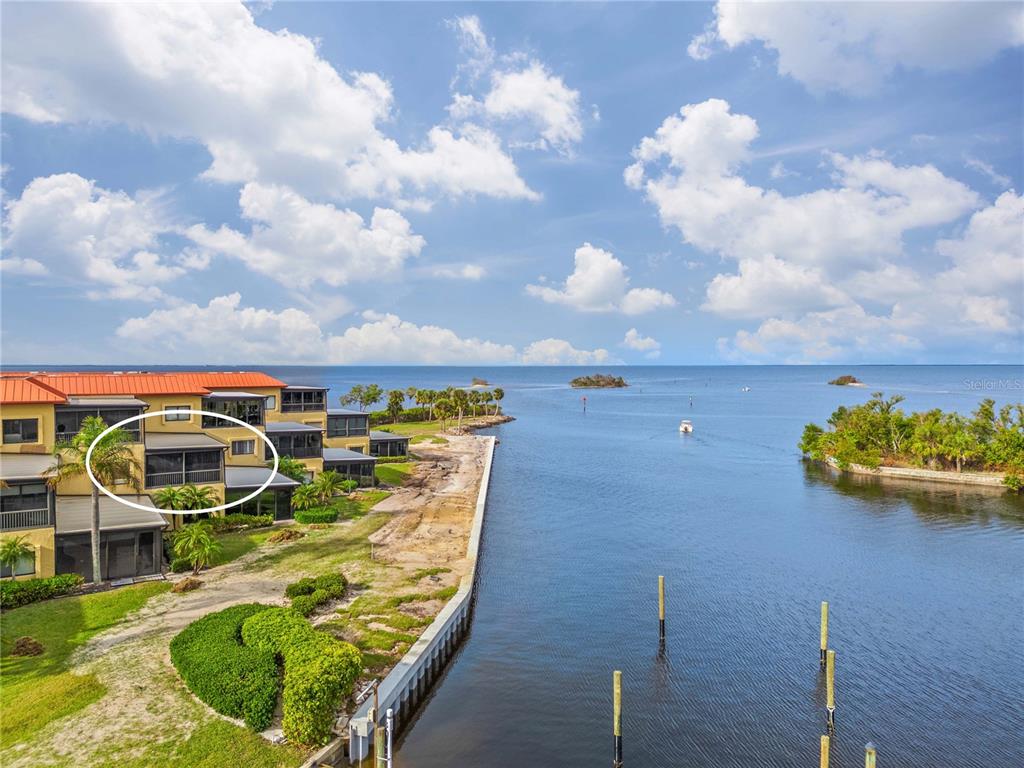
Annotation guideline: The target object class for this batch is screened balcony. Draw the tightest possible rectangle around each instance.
[281,387,326,413]
[327,409,369,437]
[265,422,323,460]
[200,393,264,428]
[0,481,53,531]
[54,398,147,443]
[144,433,226,488]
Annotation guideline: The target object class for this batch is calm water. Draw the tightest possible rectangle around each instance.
[40,364,1024,766]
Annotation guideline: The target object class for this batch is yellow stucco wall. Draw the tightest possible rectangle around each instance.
[136,394,205,432]
[55,443,148,496]
[0,404,56,453]
[324,435,372,452]
[0,527,56,579]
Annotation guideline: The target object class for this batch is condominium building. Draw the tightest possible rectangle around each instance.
[0,371,379,583]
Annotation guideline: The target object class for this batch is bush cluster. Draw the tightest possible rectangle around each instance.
[294,508,339,524]
[241,607,362,745]
[375,455,410,464]
[169,557,191,573]
[169,604,279,731]
[285,573,347,617]
[369,406,430,425]
[0,573,84,610]
[209,513,274,532]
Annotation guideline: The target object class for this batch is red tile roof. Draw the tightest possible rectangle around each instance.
[0,371,287,404]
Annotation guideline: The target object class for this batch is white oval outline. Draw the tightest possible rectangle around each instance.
[84,409,281,515]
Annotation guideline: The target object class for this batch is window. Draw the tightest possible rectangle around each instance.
[265,395,277,411]
[2,418,39,444]
[266,431,322,459]
[164,405,191,422]
[201,398,263,428]
[0,550,35,578]
[232,439,255,456]
[0,483,48,513]
[55,408,141,443]
[327,414,368,437]
[281,390,325,412]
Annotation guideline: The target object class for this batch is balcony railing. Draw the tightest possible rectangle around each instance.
[0,507,50,531]
[145,469,223,488]
[268,446,321,460]
[56,429,141,444]
[281,401,326,413]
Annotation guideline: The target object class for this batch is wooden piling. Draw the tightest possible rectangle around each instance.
[820,602,829,667]
[658,576,666,643]
[865,742,877,768]
[820,735,830,768]
[826,649,836,732]
[613,670,623,767]
[374,725,385,768]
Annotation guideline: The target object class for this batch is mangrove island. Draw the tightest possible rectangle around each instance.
[828,374,863,386]
[799,392,1024,490]
[570,374,627,389]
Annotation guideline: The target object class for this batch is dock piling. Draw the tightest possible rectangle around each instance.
[865,742,877,768]
[820,735,830,768]
[658,576,666,643]
[613,670,623,767]
[826,649,836,733]
[820,602,829,667]
[374,726,384,768]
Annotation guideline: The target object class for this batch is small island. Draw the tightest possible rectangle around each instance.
[799,392,1023,491]
[471,377,489,386]
[828,374,863,386]
[570,374,627,389]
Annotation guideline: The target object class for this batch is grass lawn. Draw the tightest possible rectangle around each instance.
[375,462,414,486]
[208,525,282,567]
[107,720,304,768]
[0,581,171,749]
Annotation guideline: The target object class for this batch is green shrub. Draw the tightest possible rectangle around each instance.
[294,508,338,524]
[169,604,279,731]
[369,406,429,425]
[169,557,191,573]
[340,479,358,493]
[0,573,84,610]
[375,455,410,464]
[1004,472,1023,493]
[285,573,346,615]
[241,607,362,746]
[209,513,274,532]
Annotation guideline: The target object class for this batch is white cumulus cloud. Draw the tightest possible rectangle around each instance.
[621,328,661,358]
[186,183,425,289]
[690,2,1024,94]
[2,2,536,204]
[2,173,188,301]
[527,243,677,315]
[520,338,613,365]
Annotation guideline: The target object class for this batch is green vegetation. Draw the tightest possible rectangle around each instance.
[208,513,274,532]
[375,462,413,486]
[0,534,35,576]
[240,607,362,746]
[109,719,304,768]
[270,455,309,483]
[172,522,222,575]
[1,581,169,748]
[169,604,280,731]
[0,573,84,610]
[285,573,348,617]
[153,484,219,511]
[339,383,384,411]
[828,374,862,386]
[294,508,339,524]
[47,414,142,582]
[800,393,1024,474]
[570,373,627,388]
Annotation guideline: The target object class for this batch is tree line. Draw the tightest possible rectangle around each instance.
[799,393,1024,486]
[340,384,505,429]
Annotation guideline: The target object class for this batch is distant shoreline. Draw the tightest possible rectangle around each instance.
[824,458,1006,488]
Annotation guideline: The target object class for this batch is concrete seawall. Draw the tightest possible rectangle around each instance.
[334,434,496,765]
[825,457,1006,487]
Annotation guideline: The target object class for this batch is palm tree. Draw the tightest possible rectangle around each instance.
[434,398,454,431]
[313,470,344,503]
[451,388,469,430]
[0,535,35,578]
[47,415,141,583]
[153,486,186,511]
[270,456,308,482]
[172,522,221,575]
[291,483,320,512]
[180,484,218,511]
[492,387,505,415]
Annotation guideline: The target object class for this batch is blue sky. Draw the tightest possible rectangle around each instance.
[1,2,1021,365]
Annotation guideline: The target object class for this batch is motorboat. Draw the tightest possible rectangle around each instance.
[679,419,693,433]
[741,386,751,392]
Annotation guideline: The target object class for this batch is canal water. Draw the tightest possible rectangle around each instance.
[262,364,1024,768]
[95,362,1022,767]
